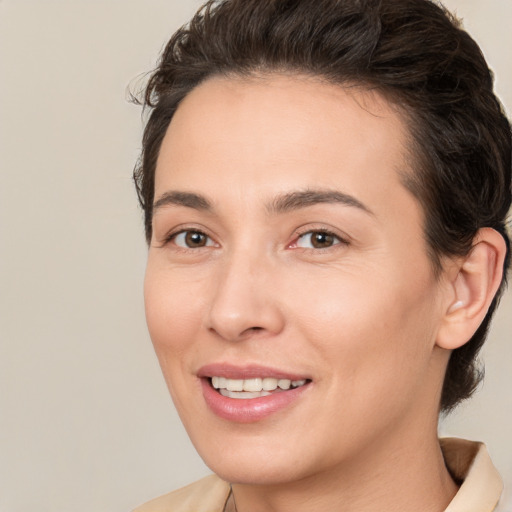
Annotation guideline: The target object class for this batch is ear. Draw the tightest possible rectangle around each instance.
[436,228,507,350]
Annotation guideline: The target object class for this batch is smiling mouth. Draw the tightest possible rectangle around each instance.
[209,376,311,399]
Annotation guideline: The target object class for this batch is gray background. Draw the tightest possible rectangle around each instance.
[0,1,510,511]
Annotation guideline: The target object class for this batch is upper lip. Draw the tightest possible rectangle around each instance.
[197,363,311,381]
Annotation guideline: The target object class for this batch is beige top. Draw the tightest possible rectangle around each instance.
[133,438,504,512]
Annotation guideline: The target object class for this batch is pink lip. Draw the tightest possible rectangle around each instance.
[197,363,312,423]
[197,363,310,381]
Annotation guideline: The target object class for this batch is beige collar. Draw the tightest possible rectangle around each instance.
[441,438,503,512]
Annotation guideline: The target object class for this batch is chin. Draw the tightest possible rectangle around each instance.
[206,458,308,486]
[189,429,325,486]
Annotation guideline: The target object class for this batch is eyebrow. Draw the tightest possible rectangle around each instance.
[153,191,212,212]
[267,189,373,215]
[152,188,373,216]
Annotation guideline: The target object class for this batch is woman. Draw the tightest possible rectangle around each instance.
[133,0,511,510]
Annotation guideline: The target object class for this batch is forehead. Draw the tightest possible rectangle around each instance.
[155,74,421,223]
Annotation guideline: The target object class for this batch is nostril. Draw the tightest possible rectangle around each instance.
[242,326,265,336]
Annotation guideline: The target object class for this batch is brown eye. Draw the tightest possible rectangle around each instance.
[296,231,340,249]
[311,232,335,248]
[185,231,207,247]
[173,230,214,248]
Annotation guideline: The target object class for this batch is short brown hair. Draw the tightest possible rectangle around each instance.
[133,0,511,412]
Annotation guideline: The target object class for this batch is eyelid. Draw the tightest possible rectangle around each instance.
[156,223,349,251]
[288,226,350,250]
[174,231,216,248]
[158,225,219,249]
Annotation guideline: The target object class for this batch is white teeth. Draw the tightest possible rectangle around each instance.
[219,389,272,399]
[211,376,308,393]
[226,379,244,391]
[243,378,262,392]
[212,376,227,389]
[278,379,291,390]
[262,377,278,391]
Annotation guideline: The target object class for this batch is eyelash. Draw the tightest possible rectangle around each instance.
[162,228,215,249]
[160,227,348,252]
[291,228,348,250]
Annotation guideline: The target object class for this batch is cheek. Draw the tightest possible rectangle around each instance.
[143,265,210,420]
[290,265,440,382]
[291,276,441,452]
[143,265,204,360]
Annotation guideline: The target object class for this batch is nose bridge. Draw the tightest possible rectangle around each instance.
[206,241,284,341]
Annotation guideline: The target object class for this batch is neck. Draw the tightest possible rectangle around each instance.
[230,426,458,512]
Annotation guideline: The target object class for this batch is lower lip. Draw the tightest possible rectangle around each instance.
[201,379,310,423]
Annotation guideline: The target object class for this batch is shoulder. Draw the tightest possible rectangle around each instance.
[133,474,231,512]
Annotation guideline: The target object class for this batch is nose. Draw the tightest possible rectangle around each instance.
[206,249,285,342]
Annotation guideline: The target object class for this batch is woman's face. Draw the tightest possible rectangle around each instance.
[144,75,450,484]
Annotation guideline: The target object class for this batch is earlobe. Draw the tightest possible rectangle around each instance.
[436,228,506,350]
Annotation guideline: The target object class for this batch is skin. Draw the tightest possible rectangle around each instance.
[144,74,462,511]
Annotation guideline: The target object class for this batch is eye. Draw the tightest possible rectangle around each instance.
[295,230,343,249]
[172,230,215,248]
